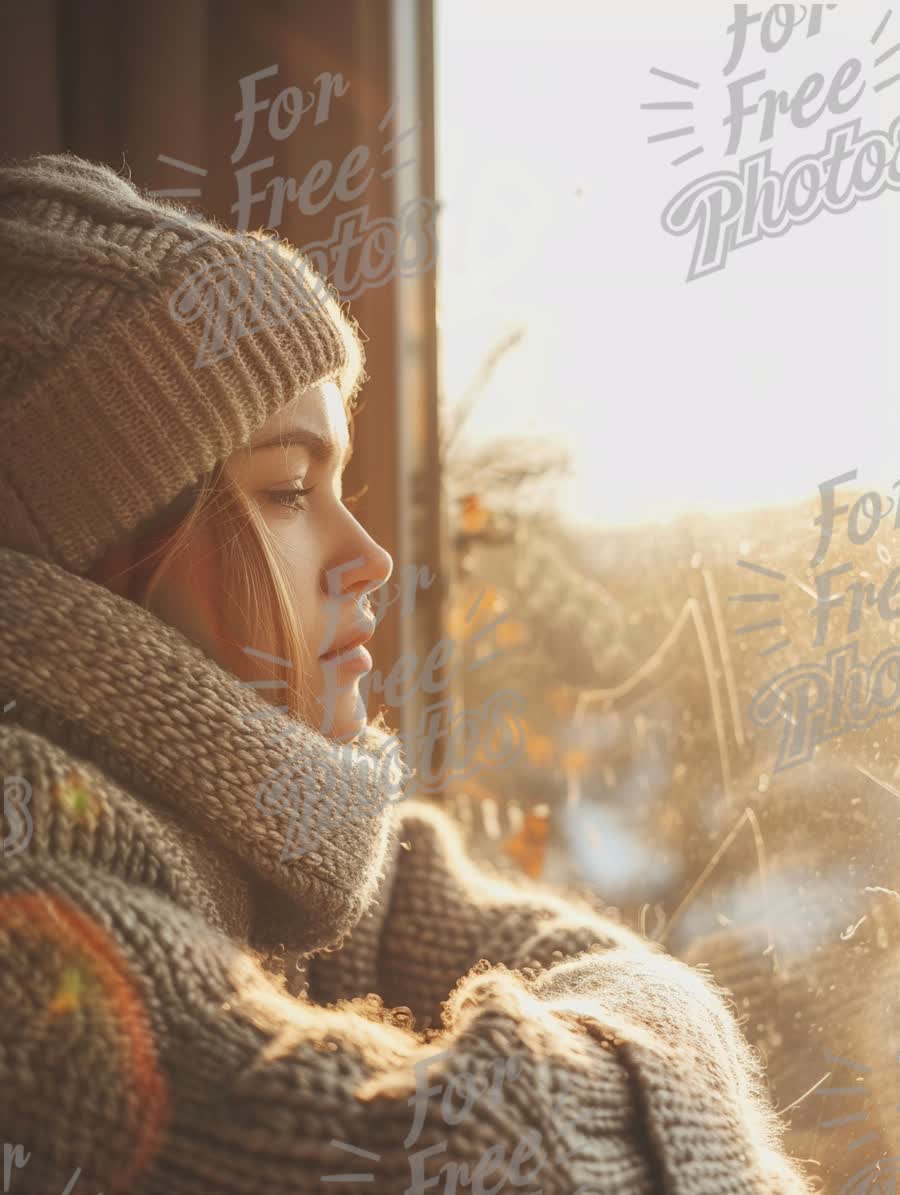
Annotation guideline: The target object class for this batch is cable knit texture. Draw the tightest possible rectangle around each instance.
[0,546,815,1194]
[0,152,366,575]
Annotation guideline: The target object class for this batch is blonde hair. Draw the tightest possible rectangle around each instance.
[86,392,387,741]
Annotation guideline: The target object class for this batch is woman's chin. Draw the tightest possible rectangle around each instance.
[315,692,368,745]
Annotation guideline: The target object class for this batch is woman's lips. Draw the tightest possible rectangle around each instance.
[319,641,374,672]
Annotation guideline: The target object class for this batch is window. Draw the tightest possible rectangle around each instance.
[436,4,900,1190]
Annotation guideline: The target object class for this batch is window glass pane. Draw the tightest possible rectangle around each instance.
[437,4,900,1190]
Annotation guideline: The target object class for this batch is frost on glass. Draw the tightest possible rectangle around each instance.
[449,483,900,1191]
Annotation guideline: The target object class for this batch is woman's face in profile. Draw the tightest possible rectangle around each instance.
[154,381,393,743]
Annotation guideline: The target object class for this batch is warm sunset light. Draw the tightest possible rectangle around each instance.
[437,0,900,530]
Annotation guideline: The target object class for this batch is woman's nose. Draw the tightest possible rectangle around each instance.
[323,519,393,600]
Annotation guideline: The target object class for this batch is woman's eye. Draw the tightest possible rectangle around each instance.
[269,484,316,513]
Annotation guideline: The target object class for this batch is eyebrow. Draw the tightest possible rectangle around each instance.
[247,426,353,469]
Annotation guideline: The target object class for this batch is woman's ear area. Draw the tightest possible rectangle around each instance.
[84,473,215,601]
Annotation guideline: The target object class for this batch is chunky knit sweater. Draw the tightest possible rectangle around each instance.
[0,546,813,1194]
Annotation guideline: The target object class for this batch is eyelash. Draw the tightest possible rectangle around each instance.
[270,484,316,513]
[268,483,363,514]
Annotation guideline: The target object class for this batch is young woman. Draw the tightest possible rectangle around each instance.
[0,152,813,1194]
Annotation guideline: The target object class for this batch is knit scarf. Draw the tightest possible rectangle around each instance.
[0,546,413,954]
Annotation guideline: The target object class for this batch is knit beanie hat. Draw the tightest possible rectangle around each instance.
[0,151,367,576]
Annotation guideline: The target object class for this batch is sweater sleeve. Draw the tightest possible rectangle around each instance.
[310,798,815,1195]
[363,797,651,1020]
[0,847,813,1195]
[0,850,666,1195]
